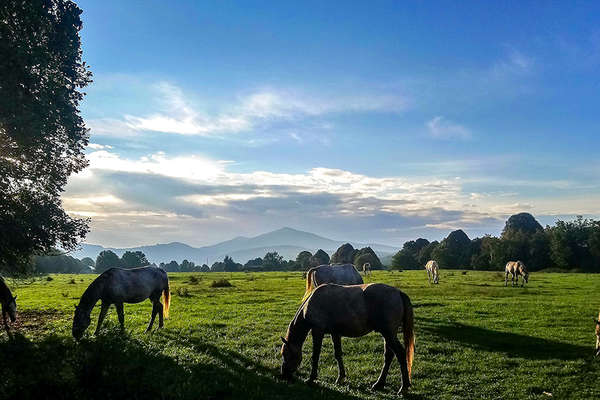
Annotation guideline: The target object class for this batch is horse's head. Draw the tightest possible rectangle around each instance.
[522,271,529,284]
[5,295,17,322]
[595,317,600,356]
[280,336,302,380]
[72,305,91,340]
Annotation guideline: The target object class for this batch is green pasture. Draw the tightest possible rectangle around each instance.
[1,270,599,400]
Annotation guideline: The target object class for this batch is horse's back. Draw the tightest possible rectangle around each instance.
[99,266,167,303]
[313,264,363,286]
[425,260,438,271]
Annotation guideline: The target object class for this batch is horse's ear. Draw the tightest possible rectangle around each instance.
[281,336,288,345]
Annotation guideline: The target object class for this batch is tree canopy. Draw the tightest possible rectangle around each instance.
[0,0,92,273]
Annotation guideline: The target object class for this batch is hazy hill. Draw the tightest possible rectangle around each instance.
[71,227,396,265]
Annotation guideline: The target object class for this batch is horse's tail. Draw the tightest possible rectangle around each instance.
[301,268,316,302]
[401,292,415,380]
[162,279,171,319]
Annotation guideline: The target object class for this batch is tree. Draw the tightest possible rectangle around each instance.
[80,257,95,268]
[502,213,543,239]
[180,259,196,272]
[162,260,180,272]
[223,256,241,272]
[244,257,263,269]
[199,264,210,272]
[295,251,312,270]
[432,230,472,269]
[353,247,383,269]
[309,249,330,267]
[263,252,284,269]
[95,250,121,273]
[121,251,150,269]
[330,243,356,264]
[0,0,92,273]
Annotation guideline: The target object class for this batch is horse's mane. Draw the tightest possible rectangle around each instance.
[79,275,105,310]
[285,295,312,340]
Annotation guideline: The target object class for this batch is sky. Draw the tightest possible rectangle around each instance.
[64,0,600,248]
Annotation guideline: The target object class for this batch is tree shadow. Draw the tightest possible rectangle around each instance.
[419,318,591,360]
[0,329,364,400]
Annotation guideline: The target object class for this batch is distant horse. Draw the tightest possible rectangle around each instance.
[505,261,529,287]
[72,266,170,340]
[362,262,371,277]
[281,283,415,395]
[302,264,363,301]
[0,276,17,337]
[594,311,600,356]
[425,260,439,284]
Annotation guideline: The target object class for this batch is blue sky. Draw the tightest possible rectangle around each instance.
[64,0,600,248]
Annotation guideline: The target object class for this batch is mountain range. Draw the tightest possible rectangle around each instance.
[70,227,398,265]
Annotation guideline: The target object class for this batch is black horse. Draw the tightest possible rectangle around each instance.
[0,276,17,337]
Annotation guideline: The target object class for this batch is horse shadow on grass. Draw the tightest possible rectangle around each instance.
[0,329,366,400]
[419,317,591,361]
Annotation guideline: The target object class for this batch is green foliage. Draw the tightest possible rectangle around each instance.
[262,251,284,269]
[0,0,92,271]
[330,243,356,264]
[502,212,543,239]
[120,251,150,269]
[209,278,233,288]
[353,247,383,269]
[295,251,312,271]
[309,249,330,267]
[80,257,95,267]
[391,238,434,270]
[34,253,84,274]
[95,250,121,273]
[432,229,472,269]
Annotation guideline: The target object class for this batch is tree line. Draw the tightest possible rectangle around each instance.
[391,213,600,272]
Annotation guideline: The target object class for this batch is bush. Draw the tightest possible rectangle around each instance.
[176,287,191,297]
[209,278,232,288]
[189,276,200,284]
[46,276,53,281]
[68,278,76,284]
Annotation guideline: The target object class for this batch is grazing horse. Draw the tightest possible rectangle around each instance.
[362,262,372,277]
[281,283,415,395]
[0,276,17,337]
[425,260,439,284]
[302,264,363,301]
[505,261,529,287]
[72,266,170,340]
[595,312,600,356]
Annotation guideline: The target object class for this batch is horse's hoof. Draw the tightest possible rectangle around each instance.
[371,382,385,391]
[398,386,410,396]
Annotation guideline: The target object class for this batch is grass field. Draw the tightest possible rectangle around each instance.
[1,270,599,400]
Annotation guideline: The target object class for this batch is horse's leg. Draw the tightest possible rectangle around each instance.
[157,301,164,328]
[332,334,346,384]
[3,312,12,339]
[145,302,158,333]
[372,339,394,390]
[115,303,125,331]
[387,334,411,395]
[427,269,431,283]
[505,271,508,286]
[308,329,324,383]
[94,302,110,335]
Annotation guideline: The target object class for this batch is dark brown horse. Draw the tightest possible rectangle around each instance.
[0,276,17,337]
[281,283,415,395]
[72,266,170,340]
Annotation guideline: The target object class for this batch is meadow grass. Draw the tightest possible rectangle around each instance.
[1,270,599,399]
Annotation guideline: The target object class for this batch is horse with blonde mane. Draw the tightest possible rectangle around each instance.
[425,260,439,284]
[302,264,362,301]
[505,261,529,287]
[72,266,170,340]
[281,283,415,395]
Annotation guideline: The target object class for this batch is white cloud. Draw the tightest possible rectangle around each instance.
[426,116,471,139]
[88,82,407,137]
